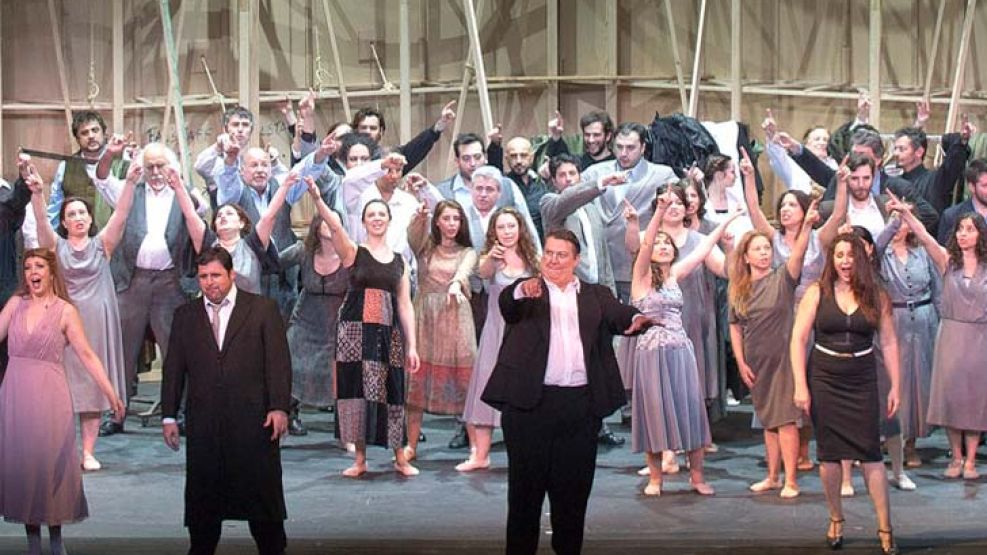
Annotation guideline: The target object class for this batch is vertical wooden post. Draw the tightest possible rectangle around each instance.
[46,0,76,150]
[868,0,882,129]
[687,0,708,118]
[730,0,741,121]
[945,0,977,134]
[663,0,688,113]
[399,0,411,143]
[546,0,559,111]
[160,0,192,183]
[922,0,947,100]
[463,0,493,133]
[162,0,187,145]
[112,0,125,134]
[320,0,351,121]
[604,0,618,119]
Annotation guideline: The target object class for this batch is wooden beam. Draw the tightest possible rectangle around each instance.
[546,0,559,111]
[663,0,688,113]
[463,0,493,133]
[730,0,741,120]
[868,0,882,128]
[320,0,351,121]
[922,0,947,100]
[162,0,187,145]
[446,58,474,174]
[399,0,411,143]
[604,0,618,118]
[945,0,978,134]
[112,0,124,132]
[46,0,75,150]
[159,0,192,184]
[687,0,708,118]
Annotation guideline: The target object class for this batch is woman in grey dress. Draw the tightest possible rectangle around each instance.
[625,191,742,496]
[28,162,138,472]
[280,179,350,434]
[898,206,987,480]
[728,197,818,498]
[177,170,298,295]
[878,215,939,481]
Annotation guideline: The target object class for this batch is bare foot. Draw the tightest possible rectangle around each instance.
[749,478,781,492]
[644,482,662,496]
[403,446,417,462]
[342,463,367,478]
[779,484,800,498]
[394,462,420,476]
[690,480,715,496]
[455,457,490,472]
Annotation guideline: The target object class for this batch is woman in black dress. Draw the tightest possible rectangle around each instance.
[791,233,901,555]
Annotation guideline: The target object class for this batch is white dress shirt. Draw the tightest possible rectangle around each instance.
[206,285,238,350]
[135,186,177,270]
[515,278,588,387]
[847,196,886,241]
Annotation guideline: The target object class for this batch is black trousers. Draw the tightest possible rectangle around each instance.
[188,519,286,555]
[501,386,601,555]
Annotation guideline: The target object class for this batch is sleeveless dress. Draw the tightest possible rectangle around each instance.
[283,244,349,407]
[728,266,802,429]
[335,247,407,449]
[56,238,127,412]
[877,246,939,439]
[462,268,531,427]
[0,298,89,525]
[630,283,712,453]
[407,245,477,415]
[809,293,881,462]
[927,265,987,431]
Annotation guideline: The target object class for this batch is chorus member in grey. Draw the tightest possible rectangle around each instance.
[27,160,138,471]
[90,143,194,436]
[897,202,987,481]
[728,203,819,499]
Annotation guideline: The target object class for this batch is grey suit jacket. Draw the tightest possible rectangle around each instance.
[580,159,676,283]
[539,180,615,294]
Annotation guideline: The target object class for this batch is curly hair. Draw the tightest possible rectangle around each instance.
[481,207,540,273]
[945,213,987,268]
[728,231,773,318]
[817,233,886,326]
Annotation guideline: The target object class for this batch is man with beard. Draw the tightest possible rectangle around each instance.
[938,159,987,244]
[543,110,617,171]
[892,118,974,214]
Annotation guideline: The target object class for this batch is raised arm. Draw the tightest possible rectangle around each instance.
[407,202,430,257]
[631,196,667,295]
[740,146,774,238]
[305,176,357,267]
[790,283,820,416]
[785,200,822,280]
[816,156,850,248]
[776,132,838,193]
[932,118,976,212]
[99,161,142,258]
[622,200,642,254]
[23,165,57,250]
[670,208,743,281]
[95,131,132,181]
[167,167,207,253]
[540,173,625,230]
[895,194,948,274]
[255,171,297,249]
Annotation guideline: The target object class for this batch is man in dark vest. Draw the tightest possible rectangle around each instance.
[94,142,192,435]
[162,246,290,555]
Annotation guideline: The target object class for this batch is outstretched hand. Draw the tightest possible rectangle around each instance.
[623,314,655,335]
[518,277,543,298]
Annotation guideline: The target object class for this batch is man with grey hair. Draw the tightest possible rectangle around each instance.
[779,126,939,232]
[91,142,195,435]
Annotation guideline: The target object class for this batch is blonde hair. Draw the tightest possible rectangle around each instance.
[17,248,73,304]
[728,231,772,318]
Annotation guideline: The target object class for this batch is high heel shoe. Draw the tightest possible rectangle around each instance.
[877,528,899,555]
[826,518,844,550]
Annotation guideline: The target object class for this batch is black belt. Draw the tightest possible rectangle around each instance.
[891,297,932,310]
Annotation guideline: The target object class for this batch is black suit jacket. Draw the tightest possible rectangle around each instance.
[162,290,291,526]
[481,278,641,418]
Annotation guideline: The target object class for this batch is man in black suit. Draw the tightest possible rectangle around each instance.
[938,159,987,245]
[482,229,652,555]
[161,247,291,555]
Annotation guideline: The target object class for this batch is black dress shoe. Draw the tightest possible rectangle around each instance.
[98,420,124,437]
[597,430,625,447]
[447,424,469,449]
[289,417,308,436]
[418,431,427,443]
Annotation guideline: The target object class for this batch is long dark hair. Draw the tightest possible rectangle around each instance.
[648,231,679,291]
[945,213,987,269]
[682,179,707,220]
[774,190,811,236]
[430,200,471,248]
[818,233,885,325]
[57,197,99,238]
[652,182,692,227]
[211,203,253,237]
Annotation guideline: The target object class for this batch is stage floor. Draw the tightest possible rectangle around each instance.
[2,387,986,554]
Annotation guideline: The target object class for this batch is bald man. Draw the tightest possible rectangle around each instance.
[489,136,549,242]
[216,146,328,319]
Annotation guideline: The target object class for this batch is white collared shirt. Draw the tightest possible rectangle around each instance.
[541,278,588,387]
[847,195,886,241]
[204,285,238,350]
[135,185,176,270]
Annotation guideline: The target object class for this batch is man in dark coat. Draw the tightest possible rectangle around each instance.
[482,230,652,555]
[161,246,291,555]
